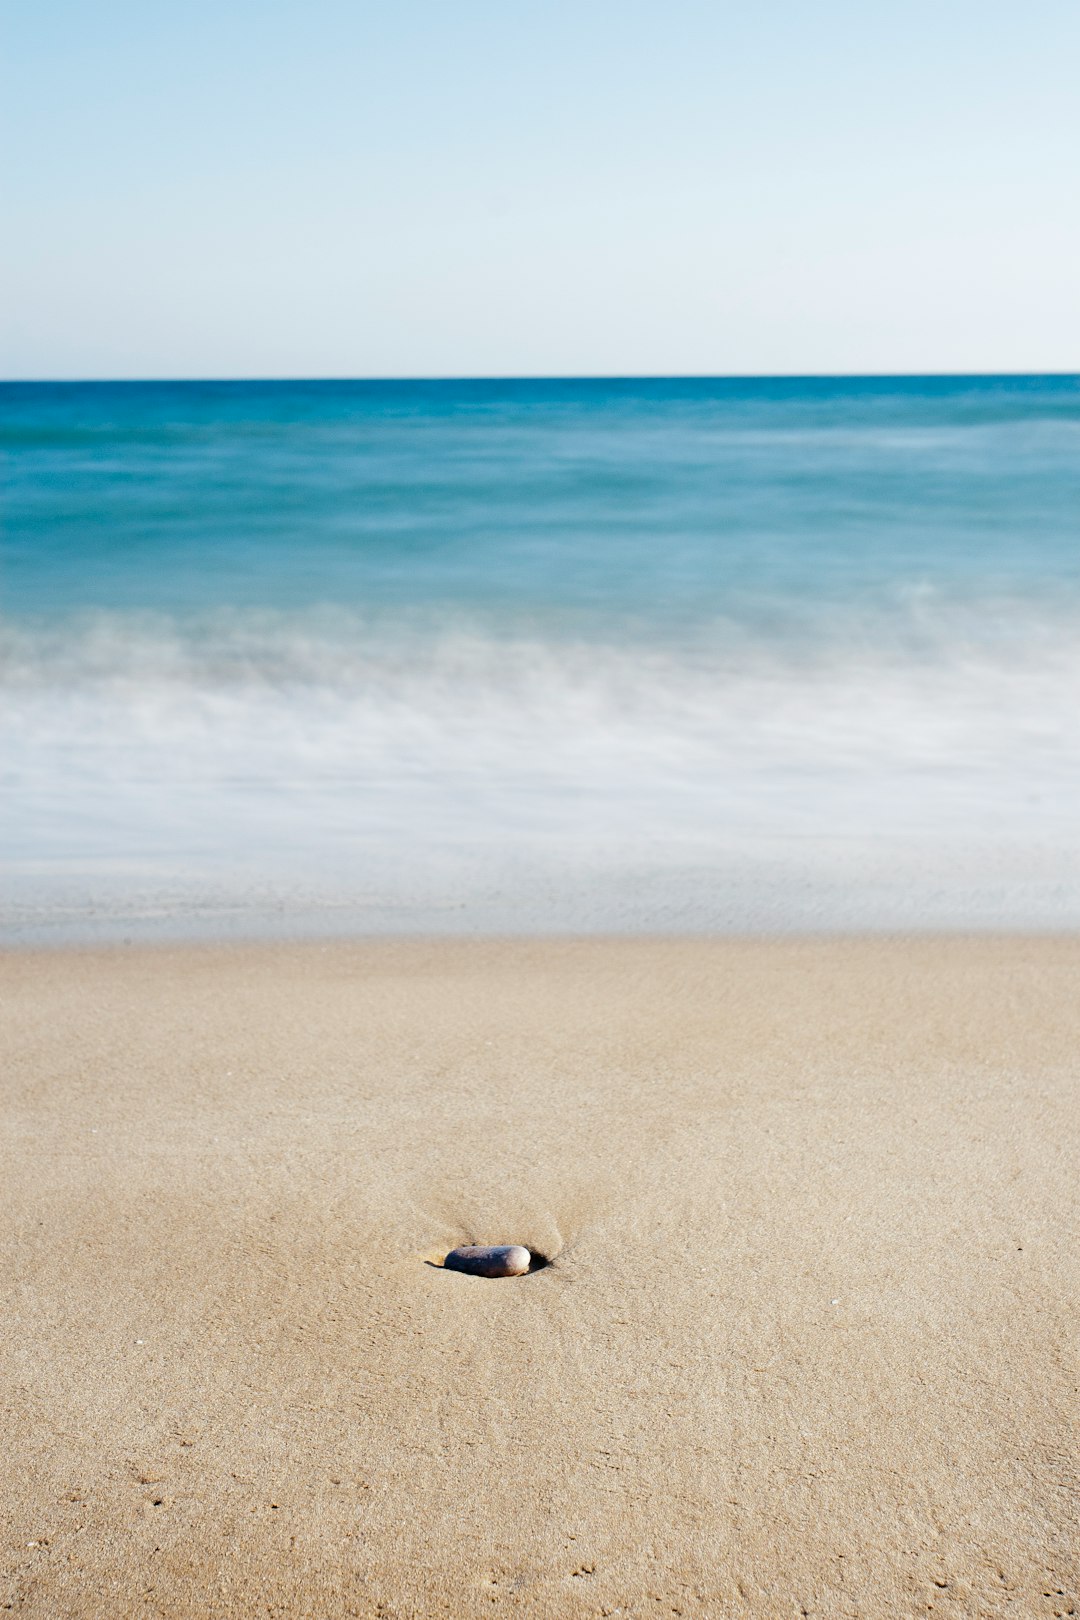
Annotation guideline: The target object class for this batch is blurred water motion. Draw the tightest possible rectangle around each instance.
[3,375,1079,942]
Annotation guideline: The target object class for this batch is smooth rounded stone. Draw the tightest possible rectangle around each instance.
[443,1243,531,1278]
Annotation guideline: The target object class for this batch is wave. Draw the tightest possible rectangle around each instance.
[4,604,1080,940]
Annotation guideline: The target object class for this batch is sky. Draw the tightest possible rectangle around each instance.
[3,0,1078,379]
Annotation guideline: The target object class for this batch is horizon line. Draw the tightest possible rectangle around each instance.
[3,368,1079,387]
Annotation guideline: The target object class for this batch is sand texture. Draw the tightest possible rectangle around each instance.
[1,936,1078,1618]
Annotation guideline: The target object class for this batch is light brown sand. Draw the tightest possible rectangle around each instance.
[1,937,1077,1619]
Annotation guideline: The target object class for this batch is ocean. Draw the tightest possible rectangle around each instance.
[3,374,1079,943]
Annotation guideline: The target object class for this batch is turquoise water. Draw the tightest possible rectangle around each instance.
[3,375,1079,940]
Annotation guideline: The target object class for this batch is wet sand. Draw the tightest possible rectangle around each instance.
[2,936,1077,1618]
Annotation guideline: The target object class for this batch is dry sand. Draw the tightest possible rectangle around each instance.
[1,936,1077,1619]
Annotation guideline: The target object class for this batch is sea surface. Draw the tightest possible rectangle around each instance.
[3,375,1079,943]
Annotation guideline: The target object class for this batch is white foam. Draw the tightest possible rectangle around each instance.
[4,606,1080,940]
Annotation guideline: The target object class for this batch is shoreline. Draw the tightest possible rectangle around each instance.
[3,934,1077,1617]
[7,918,1080,955]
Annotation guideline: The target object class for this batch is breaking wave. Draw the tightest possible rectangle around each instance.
[4,601,1080,941]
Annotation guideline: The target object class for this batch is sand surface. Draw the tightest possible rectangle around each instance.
[1,936,1077,1618]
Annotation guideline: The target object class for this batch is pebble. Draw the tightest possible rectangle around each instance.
[443,1244,531,1277]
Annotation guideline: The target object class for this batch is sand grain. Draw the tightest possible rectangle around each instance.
[1,936,1077,1617]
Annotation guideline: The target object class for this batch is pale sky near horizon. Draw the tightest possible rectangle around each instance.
[3,0,1078,380]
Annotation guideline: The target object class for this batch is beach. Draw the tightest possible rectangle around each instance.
[3,934,1077,1618]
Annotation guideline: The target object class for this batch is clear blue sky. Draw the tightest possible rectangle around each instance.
[4,0,1078,379]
